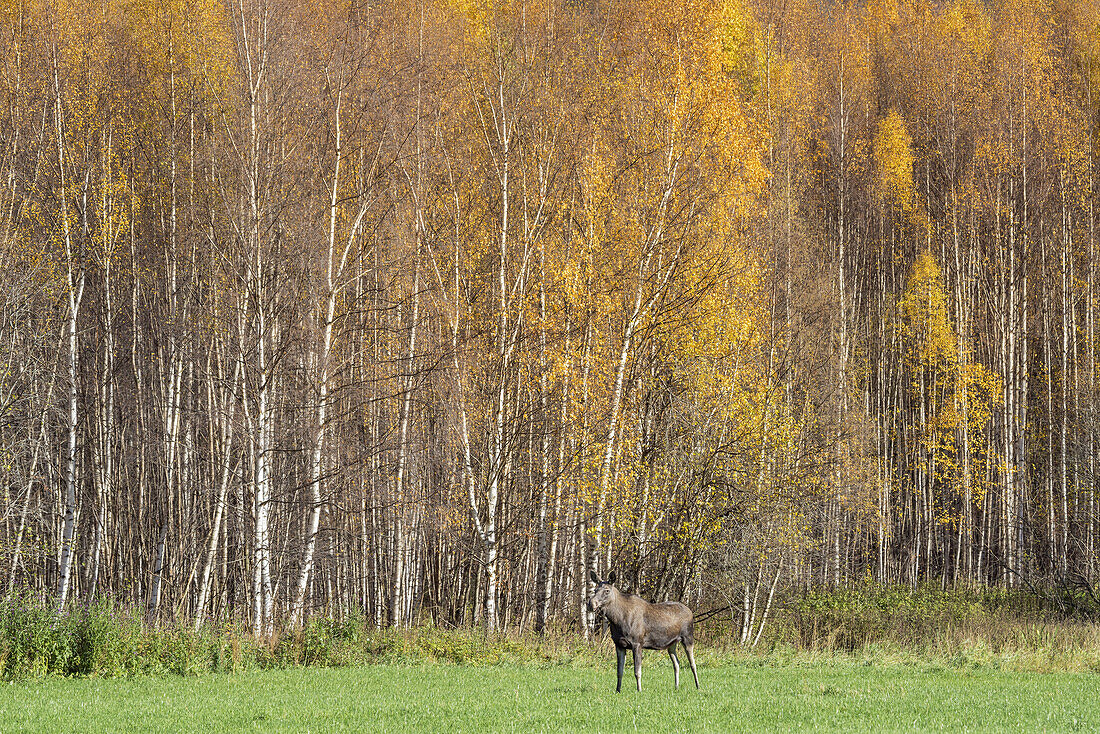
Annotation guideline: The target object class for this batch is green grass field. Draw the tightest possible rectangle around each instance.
[1,661,1098,733]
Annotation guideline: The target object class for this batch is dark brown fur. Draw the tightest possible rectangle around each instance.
[587,571,699,692]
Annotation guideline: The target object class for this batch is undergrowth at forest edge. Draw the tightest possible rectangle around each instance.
[4,585,1100,680]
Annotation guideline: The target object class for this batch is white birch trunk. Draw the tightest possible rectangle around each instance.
[194,351,241,629]
[53,53,85,611]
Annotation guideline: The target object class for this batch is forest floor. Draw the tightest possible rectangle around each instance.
[1,660,1098,732]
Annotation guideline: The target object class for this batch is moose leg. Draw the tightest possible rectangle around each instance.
[684,641,699,689]
[632,644,643,692]
[667,642,680,688]
[616,646,626,693]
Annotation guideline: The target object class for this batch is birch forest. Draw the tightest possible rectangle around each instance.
[5,0,1100,635]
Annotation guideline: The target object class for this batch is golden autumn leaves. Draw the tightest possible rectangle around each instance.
[9,0,1099,634]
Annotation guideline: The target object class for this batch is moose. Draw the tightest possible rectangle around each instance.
[586,571,699,692]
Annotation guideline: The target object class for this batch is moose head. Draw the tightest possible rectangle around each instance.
[586,570,617,613]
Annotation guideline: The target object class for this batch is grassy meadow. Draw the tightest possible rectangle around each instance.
[2,662,1099,733]
[4,587,1100,731]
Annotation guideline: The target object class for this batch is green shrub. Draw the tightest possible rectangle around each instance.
[0,598,74,678]
[1,587,1099,680]
[789,584,1019,650]
[69,603,141,676]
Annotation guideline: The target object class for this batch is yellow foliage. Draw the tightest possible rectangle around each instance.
[899,249,956,369]
[872,110,914,210]
[894,248,1001,524]
[939,0,992,61]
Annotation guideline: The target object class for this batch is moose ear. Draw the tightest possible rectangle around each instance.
[589,570,600,584]
[607,571,617,585]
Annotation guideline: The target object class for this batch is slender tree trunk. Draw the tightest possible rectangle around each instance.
[53,51,85,610]
[194,351,241,629]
